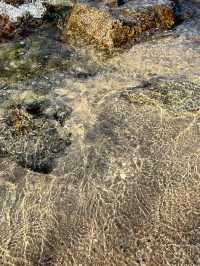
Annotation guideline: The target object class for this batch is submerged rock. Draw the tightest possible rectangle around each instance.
[63,0,176,49]
[0,20,103,85]
[0,92,72,173]
[120,78,200,113]
[85,78,200,182]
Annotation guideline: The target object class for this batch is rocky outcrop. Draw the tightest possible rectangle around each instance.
[63,0,176,49]
[0,1,46,22]
[43,0,74,22]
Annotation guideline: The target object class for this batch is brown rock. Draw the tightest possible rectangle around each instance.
[4,0,24,6]
[62,0,176,49]
[0,15,15,41]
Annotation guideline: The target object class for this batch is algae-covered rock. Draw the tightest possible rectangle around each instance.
[63,0,176,49]
[44,0,74,9]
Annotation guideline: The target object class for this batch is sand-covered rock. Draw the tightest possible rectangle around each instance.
[63,0,176,49]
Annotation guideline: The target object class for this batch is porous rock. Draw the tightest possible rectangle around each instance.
[63,0,176,49]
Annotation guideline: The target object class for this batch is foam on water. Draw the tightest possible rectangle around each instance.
[0,1,46,22]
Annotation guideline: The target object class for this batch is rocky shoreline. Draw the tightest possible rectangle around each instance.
[0,0,177,44]
[0,1,199,265]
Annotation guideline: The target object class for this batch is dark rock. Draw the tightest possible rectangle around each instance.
[4,0,25,5]
[0,92,72,173]
[24,97,51,117]
[43,100,72,126]
[15,125,71,173]
[44,0,74,22]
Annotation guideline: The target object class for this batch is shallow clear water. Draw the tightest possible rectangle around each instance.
[0,22,105,91]
[0,1,200,265]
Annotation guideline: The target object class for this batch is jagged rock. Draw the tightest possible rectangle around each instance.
[63,0,176,49]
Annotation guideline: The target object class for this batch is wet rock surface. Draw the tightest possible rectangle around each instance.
[0,0,72,42]
[63,0,176,49]
[174,0,200,38]
[0,4,45,32]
